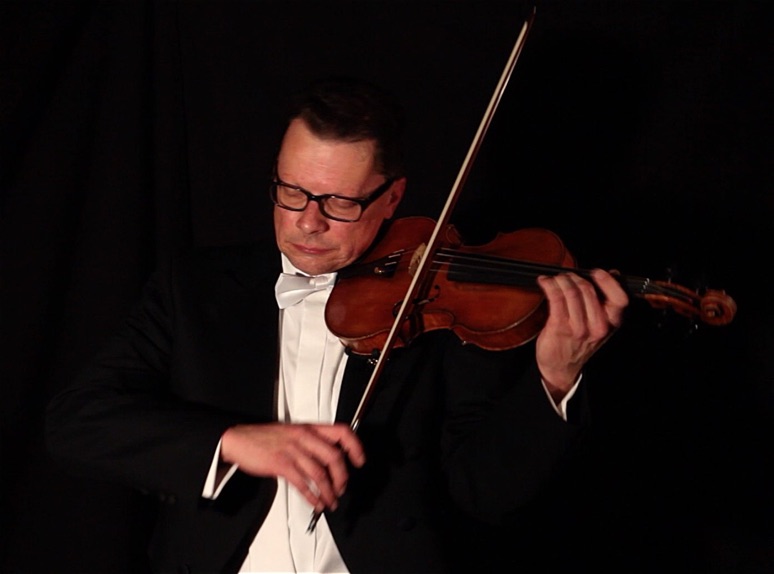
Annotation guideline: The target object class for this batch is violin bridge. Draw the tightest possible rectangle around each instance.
[409,243,426,276]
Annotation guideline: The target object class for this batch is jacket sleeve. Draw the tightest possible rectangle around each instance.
[440,337,590,523]
[45,254,264,504]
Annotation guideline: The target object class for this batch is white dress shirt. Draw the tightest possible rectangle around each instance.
[239,255,350,573]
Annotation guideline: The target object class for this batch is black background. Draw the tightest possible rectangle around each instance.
[2,1,772,572]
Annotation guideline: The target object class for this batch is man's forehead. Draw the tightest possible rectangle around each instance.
[277,123,378,179]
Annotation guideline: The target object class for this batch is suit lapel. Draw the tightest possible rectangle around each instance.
[335,353,376,424]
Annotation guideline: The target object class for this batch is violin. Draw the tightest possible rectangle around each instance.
[326,216,737,357]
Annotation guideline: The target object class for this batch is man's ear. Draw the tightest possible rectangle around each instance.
[384,177,406,218]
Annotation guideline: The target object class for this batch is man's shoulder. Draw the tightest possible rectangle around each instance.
[175,240,280,267]
[166,240,279,289]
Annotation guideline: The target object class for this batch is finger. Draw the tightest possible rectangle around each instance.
[292,448,340,510]
[301,426,360,498]
[537,275,570,323]
[278,452,326,512]
[552,273,620,345]
[563,273,598,328]
[315,424,366,468]
[590,269,629,327]
[566,272,613,337]
[542,273,589,332]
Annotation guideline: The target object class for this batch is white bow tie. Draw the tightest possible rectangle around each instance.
[275,272,336,309]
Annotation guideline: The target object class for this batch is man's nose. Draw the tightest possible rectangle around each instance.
[296,200,329,234]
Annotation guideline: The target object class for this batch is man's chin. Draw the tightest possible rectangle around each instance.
[286,252,340,276]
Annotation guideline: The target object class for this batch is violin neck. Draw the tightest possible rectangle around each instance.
[441,248,660,298]
[443,248,589,287]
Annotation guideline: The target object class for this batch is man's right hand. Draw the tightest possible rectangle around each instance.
[220,423,365,514]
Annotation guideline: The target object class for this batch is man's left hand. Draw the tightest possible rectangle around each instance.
[535,269,629,401]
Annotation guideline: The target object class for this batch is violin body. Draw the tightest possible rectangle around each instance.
[326,216,575,355]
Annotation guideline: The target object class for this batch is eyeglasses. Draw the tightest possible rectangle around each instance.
[269,175,395,223]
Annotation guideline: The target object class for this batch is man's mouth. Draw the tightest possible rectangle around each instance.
[292,243,331,255]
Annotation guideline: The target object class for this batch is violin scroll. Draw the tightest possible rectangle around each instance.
[635,280,737,327]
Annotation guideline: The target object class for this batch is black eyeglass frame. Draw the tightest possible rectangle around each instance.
[269,175,396,223]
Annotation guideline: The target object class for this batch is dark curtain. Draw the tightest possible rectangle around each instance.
[2,1,772,572]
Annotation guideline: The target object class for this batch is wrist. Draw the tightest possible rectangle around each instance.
[220,425,240,465]
[539,368,580,401]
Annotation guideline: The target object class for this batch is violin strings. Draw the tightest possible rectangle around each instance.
[367,247,698,306]
[434,248,583,281]
[431,249,698,304]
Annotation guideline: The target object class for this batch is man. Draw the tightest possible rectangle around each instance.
[47,77,628,573]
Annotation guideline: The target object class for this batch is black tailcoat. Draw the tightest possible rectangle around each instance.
[47,242,588,573]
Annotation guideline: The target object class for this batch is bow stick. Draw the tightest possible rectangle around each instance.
[308,7,537,532]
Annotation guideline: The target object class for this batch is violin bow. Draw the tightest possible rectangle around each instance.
[307,8,537,533]
[348,9,536,435]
